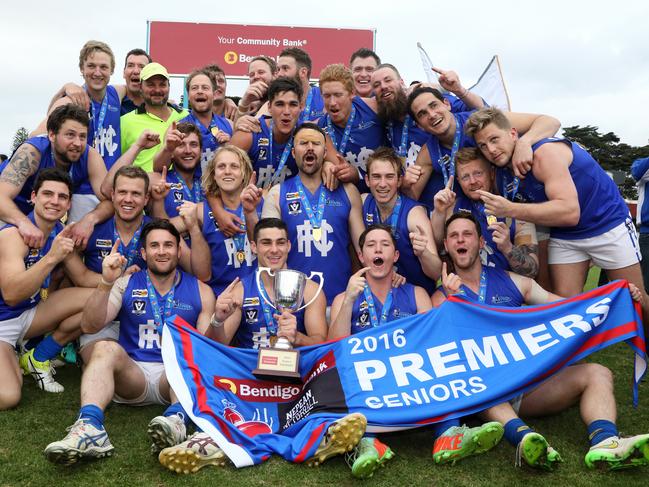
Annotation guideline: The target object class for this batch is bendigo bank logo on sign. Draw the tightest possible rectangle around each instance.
[214,377,302,402]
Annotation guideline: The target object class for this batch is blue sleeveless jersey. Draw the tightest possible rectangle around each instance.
[249,117,297,188]
[164,169,204,218]
[180,111,233,174]
[454,194,515,271]
[280,177,352,304]
[458,267,524,307]
[386,116,429,169]
[84,216,150,273]
[300,85,325,123]
[89,85,122,171]
[363,194,436,293]
[349,283,418,335]
[202,200,261,296]
[0,214,62,320]
[496,138,629,240]
[117,270,202,362]
[318,96,385,191]
[420,111,476,210]
[236,271,306,349]
[11,136,91,214]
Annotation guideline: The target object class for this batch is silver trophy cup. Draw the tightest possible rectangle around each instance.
[256,267,324,349]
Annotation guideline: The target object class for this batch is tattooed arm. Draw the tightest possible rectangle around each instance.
[0,144,45,247]
[506,219,539,278]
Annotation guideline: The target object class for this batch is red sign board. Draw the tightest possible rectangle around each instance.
[147,21,375,79]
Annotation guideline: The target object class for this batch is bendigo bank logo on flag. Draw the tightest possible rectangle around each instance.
[214,376,302,402]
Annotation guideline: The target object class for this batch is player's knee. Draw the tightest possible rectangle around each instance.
[0,386,22,410]
[89,339,124,362]
[583,363,613,389]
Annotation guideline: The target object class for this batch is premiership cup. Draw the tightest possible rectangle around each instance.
[252,267,324,382]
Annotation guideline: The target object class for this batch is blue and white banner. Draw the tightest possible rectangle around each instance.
[162,280,646,467]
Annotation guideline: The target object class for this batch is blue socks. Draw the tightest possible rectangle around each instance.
[432,419,461,438]
[587,419,618,446]
[79,404,105,430]
[163,402,189,426]
[33,335,63,362]
[504,418,532,446]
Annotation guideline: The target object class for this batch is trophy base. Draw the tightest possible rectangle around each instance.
[253,347,302,383]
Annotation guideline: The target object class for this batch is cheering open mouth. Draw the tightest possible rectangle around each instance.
[373,257,384,266]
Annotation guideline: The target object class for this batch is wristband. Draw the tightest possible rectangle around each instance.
[210,314,224,328]
[98,278,115,292]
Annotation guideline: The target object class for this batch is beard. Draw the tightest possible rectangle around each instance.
[377,89,408,123]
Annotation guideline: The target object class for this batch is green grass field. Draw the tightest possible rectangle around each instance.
[1,267,647,486]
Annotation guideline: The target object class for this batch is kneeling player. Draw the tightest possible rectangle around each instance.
[44,220,216,465]
[0,169,96,406]
[157,218,365,474]
[433,213,649,470]
[330,224,502,476]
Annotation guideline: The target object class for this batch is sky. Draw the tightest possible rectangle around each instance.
[2,0,648,155]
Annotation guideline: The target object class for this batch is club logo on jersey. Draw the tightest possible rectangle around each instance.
[285,192,300,201]
[258,138,270,146]
[132,289,148,298]
[96,239,112,248]
[243,297,260,307]
[100,249,110,258]
[288,201,301,215]
[173,191,184,203]
[245,308,259,323]
[357,310,371,328]
[132,299,146,315]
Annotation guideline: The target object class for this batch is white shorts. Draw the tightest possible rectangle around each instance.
[79,321,120,350]
[69,194,100,223]
[0,307,37,347]
[113,361,169,406]
[548,219,641,269]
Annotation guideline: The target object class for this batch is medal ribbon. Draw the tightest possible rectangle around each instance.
[268,120,294,187]
[299,87,314,124]
[113,219,144,267]
[376,195,402,236]
[295,178,327,233]
[227,204,246,255]
[145,270,178,330]
[502,170,520,201]
[38,225,59,292]
[387,116,412,157]
[170,170,202,203]
[326,106,356,154]
[87,87,108,143]
[363,284,394,327]
[257,277,278,335]
[431,113,462,185]
[477,268,488,303]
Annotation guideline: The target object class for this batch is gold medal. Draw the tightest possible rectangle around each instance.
[312,227,322,242]
[236,250,246,263]
[40,288,49,301]
[269,335,279,348]
[486,215,497,226]
[211,126,220,137]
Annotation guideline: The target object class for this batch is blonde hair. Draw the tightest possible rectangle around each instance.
[202,145,253,197]
[79,40,115,72]
[318,64,354,94]
[465,107,511,138]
